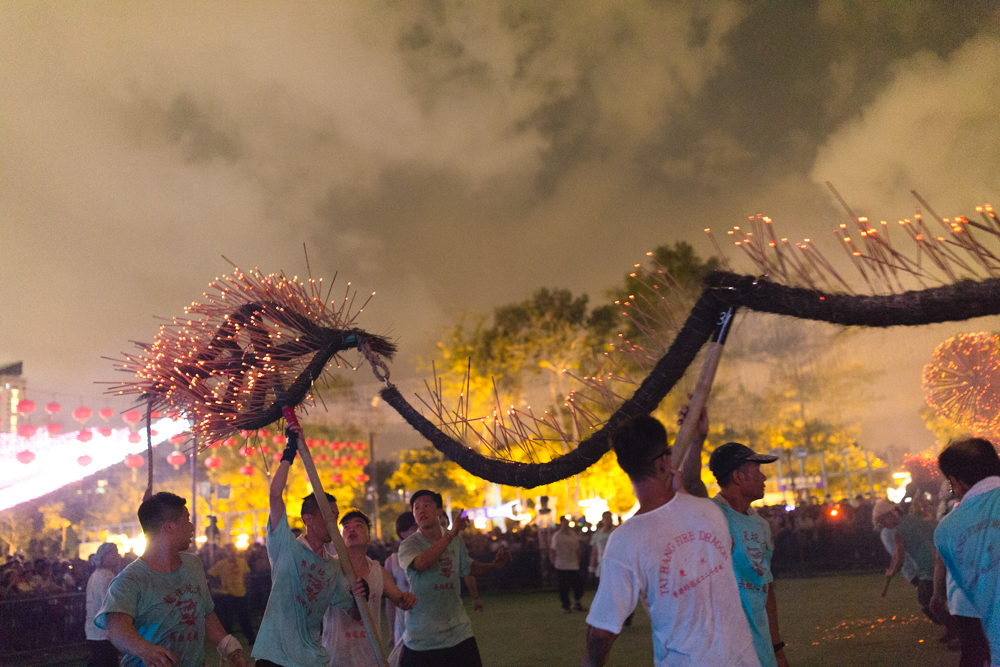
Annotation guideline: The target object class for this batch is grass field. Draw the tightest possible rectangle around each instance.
[466,572,957,667]
[17,572,960,667]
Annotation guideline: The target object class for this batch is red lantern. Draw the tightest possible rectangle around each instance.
[242,446,256,457]
[204,456,223,469]
[260,445,272,454]
[331,473,344,484]
[342,454,353,463]
[77,455,93,467]
[17,424,37,438]
[331,457,342,467]
[123,410,142,426]
[239,464,256,476]
[151,410,161,419]
[98,427,113,438]
[272,452,283,462]
[257,429,268,438]
[72,407,92,424]
[124,454,145,468]
[240,430,250,438]
[273,434,285,445]
[17,400,36,414]
[99,408,114,421]
[314,453,328,463]
[166,451,186,469]
[355,442,367,451]
[357,473,369,483]
[128,432,141,444]
[46,423,61,436]
[331,441,343,451]
[16,450,35,464]
[169,433,187,446]
[77,429,93,443]
[356,457,368,467]
[45,402,61,415]
[224,437,237,448]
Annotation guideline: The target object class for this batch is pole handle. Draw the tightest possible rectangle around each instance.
[283,407,389,667]
[670,307,734,475]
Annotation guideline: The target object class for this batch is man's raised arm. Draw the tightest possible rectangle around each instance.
[678,402,709,498]
[269,428,300,530]
[411,513,468,571]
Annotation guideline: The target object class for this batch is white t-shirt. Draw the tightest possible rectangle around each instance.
[321,555,384,666]
[586,493,760,667]
[384,552,410,645]
[85,568,115,640]
[550,529,581,571]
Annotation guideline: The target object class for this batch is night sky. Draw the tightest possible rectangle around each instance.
[2,2,998,454]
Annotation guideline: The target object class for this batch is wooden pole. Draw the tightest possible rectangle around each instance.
[671,307,735,476]
[283,407,389,667]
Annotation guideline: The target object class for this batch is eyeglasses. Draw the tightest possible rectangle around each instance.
[646,447,672,464]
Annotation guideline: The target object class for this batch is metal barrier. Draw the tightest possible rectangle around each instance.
[0,591,86,656]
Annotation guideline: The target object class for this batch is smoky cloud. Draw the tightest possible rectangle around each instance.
[0,1,997,454]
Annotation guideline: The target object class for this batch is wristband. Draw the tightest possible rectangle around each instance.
[281,427,299,464]
[218,633,241,656]
[773,641,786,652]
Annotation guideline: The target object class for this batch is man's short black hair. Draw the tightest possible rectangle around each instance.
[137,492,188,535]
[395,511,416,538]
[939,438,1000,487]
[339,509,371,529]
[410,489,443,509]
[610,415,669,481]
[301,492,338,518]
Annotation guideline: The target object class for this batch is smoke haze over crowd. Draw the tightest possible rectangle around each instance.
[2,2,998,454]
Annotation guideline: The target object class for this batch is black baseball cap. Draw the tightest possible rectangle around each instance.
[709,442,778,481]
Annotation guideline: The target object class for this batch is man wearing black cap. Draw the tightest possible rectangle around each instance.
[709,442,788,667]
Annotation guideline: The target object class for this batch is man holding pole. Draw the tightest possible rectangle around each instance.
[251,428,369,667]
[397,490,510,667]
[582,414,759,667]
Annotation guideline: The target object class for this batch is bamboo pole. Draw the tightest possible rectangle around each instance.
[671,307,735,476]
[283,407,389,667]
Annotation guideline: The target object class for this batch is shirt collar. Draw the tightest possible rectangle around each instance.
[297,533,330,559]
[713,492,756,516]
[963,475,1000,501]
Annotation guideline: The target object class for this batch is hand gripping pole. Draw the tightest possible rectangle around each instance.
[283,407,389,667]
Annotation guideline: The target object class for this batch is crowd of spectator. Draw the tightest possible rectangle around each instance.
[2,492,903,607]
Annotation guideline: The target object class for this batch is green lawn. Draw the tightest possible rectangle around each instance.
[17,572,958,667]
[466,572,956,667]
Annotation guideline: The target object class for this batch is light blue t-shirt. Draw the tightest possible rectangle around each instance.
[251,514,354,667]
[894,514,936,581]
[95,552,214,667]
[714,496,776,667]
[397,531,473,651]
[935,479,1000,662]
[880,528,919,583]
